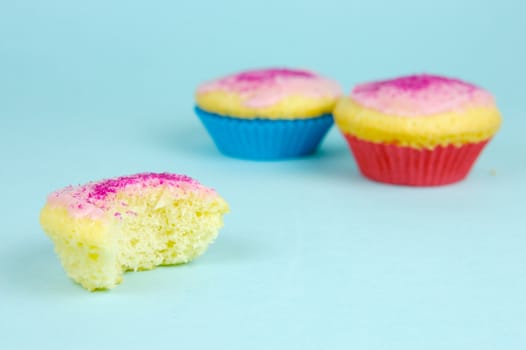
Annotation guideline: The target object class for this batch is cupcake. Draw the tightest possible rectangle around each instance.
[334,74,502,186]
[195,68,342,160]
[40,173,229,290]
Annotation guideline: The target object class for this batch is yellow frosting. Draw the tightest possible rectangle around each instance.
[334,98,502,149]
[196,91,338,119]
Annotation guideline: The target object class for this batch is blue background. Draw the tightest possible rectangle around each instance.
[1,0,525,349]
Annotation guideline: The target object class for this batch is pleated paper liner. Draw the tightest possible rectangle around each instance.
[343,134,490,186]
[195,107,333,160]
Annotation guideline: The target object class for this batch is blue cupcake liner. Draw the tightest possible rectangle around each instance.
[195,107,334,160]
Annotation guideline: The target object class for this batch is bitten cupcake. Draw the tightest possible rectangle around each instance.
[195,68,342,160]
[40,173,229,290]
[334,74,502,186]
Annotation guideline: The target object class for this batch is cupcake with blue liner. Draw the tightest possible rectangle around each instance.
[195,68,342,160]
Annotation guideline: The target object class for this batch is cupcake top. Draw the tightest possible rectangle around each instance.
[351,74,495,117]
[46,173,218,219]
[334,74,502,149]
[195,68,342,119]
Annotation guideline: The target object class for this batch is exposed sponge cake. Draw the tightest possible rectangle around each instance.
[40,173,229,291]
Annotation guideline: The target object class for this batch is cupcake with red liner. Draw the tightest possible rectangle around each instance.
[195,68,342,160]
[334,74,502,186]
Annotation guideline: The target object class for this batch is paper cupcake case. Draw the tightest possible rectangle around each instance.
[196,107,333,160]
[344,134,490,186]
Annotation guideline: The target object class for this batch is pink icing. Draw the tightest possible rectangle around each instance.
[351,74,495,117]
[233,68,316,81]
[46,173,212,219]
[197,68,342,108]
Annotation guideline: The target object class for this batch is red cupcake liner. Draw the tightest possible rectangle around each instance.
[343,134,490,186]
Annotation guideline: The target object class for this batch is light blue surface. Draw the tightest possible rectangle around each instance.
[0,1,525,349]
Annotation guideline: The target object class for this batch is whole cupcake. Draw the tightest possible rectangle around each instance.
[195,68,342,160]
[334,74,502,186]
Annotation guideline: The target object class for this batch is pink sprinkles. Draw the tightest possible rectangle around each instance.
[197,67,342,109]
[233,68,315,82]
[89,173,196,200]
[46,172,204,219]
[353,74,479,94]
[350,73,494,117]
[198,68,320,95]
